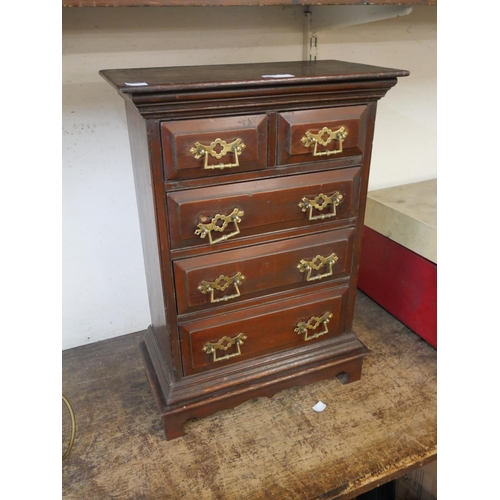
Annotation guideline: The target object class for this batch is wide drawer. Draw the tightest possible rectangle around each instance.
[173,228,354,315]
[276,105,369,166]
[161,114,268,180]
[167,168,361,250]
[180,285,349,375]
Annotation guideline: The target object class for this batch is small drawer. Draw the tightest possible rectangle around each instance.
[276,105,369,166]
[173,228,354,315]
[181,285,349,375]
[161,114,268,180]
[167,168,361,250]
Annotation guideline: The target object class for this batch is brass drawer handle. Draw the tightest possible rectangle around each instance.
[202,333,247,363]
[195,208,244,245]
[198,272,245,303]
[190,137,246,170]
[301,125,348,157]
[298,253,338,282]
[294,312,333,341]
[299,192,344,221]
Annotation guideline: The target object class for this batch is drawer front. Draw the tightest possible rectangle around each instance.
[161,114,268,180]
[276,106,368,166]
[181,286,349,375]
[167,168,361,250]
[173,228,354,315]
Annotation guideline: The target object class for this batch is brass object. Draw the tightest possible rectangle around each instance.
[198,272,245,303]
[298,191,344,221]
[203,332,248,363]
[294,312,334,341]
[190,137,246,170]
[298,253,338,282]
[62,395,76,461]
[195,208,244,245]
[301,125,348,156]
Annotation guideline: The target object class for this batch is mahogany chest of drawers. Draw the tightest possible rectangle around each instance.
[100,60,408,440]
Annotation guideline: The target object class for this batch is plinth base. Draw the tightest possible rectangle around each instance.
[140,326,369,440]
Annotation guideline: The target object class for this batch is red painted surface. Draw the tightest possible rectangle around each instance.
[357,226,437,348]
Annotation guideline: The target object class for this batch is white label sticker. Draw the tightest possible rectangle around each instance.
[261,74,295,78]
[312,401,327,412]
[124,82,148,87]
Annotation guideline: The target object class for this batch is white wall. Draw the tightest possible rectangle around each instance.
[62,5,436,349]
[315,6,436,190]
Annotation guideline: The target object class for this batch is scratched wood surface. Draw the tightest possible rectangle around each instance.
[62,291,436,499]
[63,1,436,7]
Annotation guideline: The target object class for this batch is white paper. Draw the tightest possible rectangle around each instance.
[261,74,295,78]
[124,82,148,87]
[312,401,326,412]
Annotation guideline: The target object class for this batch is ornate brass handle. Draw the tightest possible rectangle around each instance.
[198,272,245,303]
[298,253,338,282]
[202,333,247,363]
[194,208,244,245]
[190,137,246,170]
[294,312,333,341]
[301,126,348,157]
[298,192,344,221]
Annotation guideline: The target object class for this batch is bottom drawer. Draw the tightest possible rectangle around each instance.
[180,286,349,375]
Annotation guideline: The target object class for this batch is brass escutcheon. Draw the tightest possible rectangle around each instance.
[190,137,246,170]
[298,253,338,282]
[299,192,344,221]
[195,208,244,245]
[294,312,333,341]
[203,333,248,363]
[198,272,245,303]
[301,125,348,157]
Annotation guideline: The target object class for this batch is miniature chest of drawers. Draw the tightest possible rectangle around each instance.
[100,60,408,440]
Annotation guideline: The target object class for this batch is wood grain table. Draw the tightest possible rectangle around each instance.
[62,291,436,499]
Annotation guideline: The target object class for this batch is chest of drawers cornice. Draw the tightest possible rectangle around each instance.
[100,60,408,440]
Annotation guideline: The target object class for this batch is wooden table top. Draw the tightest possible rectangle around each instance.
[62,291,436,499]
